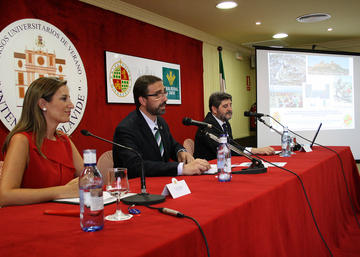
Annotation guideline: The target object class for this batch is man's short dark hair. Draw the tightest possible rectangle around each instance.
[209,92,232,111]
[133,75,162,108]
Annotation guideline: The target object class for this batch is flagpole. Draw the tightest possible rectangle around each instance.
[218,46,226,92]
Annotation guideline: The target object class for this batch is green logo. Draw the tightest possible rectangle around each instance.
[162,67,180,100]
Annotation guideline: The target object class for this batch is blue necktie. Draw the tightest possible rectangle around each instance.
[222,123,228,135]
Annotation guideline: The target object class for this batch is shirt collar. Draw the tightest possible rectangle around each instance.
[140,109,158,132]
[212,113,226,128]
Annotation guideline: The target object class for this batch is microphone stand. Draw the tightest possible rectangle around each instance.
[257,116,302,151]
[81,130,165,205]
[257,116,283,136]
[204,131,267,174]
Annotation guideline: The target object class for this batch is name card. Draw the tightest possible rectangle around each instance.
[301,144,313,152]
[162,178,191,199]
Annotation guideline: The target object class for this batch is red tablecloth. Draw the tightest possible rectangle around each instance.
[1,146,359,257]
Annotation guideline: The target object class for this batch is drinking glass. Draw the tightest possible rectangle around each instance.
[105,168,133,221]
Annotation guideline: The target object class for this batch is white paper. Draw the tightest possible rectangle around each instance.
[53,191,136,205]
[237,162,287,168]
[203,164,218,174]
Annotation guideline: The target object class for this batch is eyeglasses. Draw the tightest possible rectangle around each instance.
[145,90,168,100]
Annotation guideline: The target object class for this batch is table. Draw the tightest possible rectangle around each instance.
[1,146,360,257]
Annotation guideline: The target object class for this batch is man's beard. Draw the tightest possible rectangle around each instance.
[219,111,232,121]
[147,101,166,116]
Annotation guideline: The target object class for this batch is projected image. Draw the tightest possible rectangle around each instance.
[304,75,353,107]
[267,53,355,130]
[303,80,330,108]
[308,56,349,76]
[270,86,303,108]
[269,53,306,85]
[334,76,353,103]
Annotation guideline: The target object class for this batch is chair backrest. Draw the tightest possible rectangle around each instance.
[97,150,113,183]
[183,138,195,156]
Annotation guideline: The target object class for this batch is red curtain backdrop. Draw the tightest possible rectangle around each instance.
[0,0,204,158]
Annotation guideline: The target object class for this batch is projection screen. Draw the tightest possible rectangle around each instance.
[256,46,360,160]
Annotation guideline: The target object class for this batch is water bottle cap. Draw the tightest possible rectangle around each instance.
[83,149,96,164]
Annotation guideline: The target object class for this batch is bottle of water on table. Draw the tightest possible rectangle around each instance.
[217,135,232,182]
[79,149,104,232]
[280,126,291,157]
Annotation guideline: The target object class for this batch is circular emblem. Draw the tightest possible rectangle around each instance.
[109,60,131,97]
[0,19,87,135]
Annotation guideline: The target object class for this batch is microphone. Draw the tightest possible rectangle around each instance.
[182,117,212,128]
[80,129,165,205]
[244,111,266,118]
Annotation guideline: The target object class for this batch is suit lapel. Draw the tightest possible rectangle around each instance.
[135,110,162,158]
[207,112,223,136]
[206,112,233,139]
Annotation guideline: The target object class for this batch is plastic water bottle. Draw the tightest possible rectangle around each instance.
[217,135,232,182]
[79,149,104,232]
[280,126,291,157]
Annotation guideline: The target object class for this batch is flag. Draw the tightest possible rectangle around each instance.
[218,46,226,92]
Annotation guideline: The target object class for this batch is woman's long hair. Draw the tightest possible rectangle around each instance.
[2,77,67,156]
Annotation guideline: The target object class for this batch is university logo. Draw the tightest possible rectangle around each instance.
[109,60,131,97]
[0,18,87,135]
[162,67,179,100]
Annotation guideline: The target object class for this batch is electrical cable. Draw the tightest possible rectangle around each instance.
[268,116,360,229]
[144,205,211,257]
[229,139,334,257]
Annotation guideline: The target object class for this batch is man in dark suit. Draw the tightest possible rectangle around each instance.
[194,92,275,161]
[113,75,210,179]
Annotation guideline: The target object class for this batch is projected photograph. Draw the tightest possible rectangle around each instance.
[308,56,350,75]
[269,53,306,86]
[304,74,353,107]
[303,81,330,108]
[333,76,353,103]
[270,86,303,108]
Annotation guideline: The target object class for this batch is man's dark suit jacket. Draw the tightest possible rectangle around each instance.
[113,109,184,179]
[194,112,242,161]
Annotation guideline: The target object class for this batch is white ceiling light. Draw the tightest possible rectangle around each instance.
[256,21,262,25]
[328,28,333,32]
[296,13,331,23]
[273,33,288,39]
[216,1,238,9]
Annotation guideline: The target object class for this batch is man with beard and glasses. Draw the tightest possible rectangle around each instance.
[113,75,210,179]
[194,92,275,161]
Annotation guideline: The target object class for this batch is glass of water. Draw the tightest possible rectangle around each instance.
[105,168,132,221]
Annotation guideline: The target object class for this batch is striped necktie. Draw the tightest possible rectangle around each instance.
[154,127,164,156]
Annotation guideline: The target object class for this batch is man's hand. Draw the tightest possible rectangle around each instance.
[251,146,275,155]
[182,159,210,175]
[177,151,194,164]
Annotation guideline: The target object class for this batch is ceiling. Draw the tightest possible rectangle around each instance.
[119,0,360,52]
